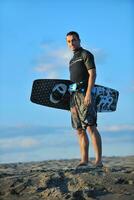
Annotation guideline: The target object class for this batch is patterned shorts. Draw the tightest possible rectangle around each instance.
[70,91,97,130]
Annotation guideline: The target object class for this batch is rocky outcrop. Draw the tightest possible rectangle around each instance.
[0,156,134,200]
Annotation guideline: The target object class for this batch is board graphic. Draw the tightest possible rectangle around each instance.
[30,79,119,112]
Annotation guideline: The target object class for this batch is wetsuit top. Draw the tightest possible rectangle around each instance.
[69,47,96,84]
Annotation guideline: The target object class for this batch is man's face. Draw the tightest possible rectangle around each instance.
[66,35,80,51]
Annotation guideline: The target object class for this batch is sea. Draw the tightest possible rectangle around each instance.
[0,125,134,163]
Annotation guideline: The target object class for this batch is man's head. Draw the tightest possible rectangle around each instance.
[66,31,81,51]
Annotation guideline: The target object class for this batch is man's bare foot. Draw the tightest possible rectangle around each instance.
[77,161,88,167]
[91,160,103,168]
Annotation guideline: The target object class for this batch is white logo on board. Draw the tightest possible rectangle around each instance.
[50,84,67,104]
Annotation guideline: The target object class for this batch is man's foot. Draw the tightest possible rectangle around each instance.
[91,161,103,168]
[76,162,88,168]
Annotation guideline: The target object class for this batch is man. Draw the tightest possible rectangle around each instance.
[66,31,102,167]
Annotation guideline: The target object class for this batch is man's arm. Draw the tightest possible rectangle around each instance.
[84,68,96,106]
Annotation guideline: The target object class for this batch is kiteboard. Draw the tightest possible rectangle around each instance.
[30,79,119,112]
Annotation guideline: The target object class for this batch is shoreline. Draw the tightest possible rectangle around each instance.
[0,156,134,200]
[0,154,134,165]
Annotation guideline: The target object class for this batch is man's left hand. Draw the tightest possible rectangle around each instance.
[84,94,92,106]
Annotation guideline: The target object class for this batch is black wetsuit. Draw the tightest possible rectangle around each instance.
[69,47,97,129]
[69,47,96,84]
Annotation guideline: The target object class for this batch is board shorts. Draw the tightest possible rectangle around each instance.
[70,91,97,130]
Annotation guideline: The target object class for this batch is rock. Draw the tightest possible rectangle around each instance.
[0,156,134,200]
[128,180,133,185]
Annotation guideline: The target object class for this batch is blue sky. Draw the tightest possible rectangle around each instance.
[0,0,134,163]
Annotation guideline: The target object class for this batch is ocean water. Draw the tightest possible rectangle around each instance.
[0,126,134,163]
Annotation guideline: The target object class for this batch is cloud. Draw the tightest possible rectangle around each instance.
[91,48,108,65]
[34,43,72,78]
[0,137,40,149]
[0,124,133,163]
[127,81,134,93]
[100,124,134,132]
[82,44,107,65]
[33,41,108,79]
[1,123,134,135]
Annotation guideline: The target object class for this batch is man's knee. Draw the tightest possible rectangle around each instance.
[87,125,96,134]
[77,128,86,135]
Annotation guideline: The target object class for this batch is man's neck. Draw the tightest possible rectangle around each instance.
[73,46,82,54]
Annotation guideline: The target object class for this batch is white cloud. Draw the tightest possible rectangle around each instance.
[92,48,108,65]
[35,63,55,72]
[82,45,107,65]
[33,41,108,79]
[46,71,59,79]
[100,124,134,132]
[0,137,40,149]
[34,43,72,78]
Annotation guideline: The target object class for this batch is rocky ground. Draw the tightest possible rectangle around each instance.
[0,156,134,200]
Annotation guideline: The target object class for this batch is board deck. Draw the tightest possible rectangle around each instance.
[30,79,119,112]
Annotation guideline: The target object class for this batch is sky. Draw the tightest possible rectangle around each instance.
[0,0,134,163]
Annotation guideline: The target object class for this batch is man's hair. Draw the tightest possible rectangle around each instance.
[66,31,80,40]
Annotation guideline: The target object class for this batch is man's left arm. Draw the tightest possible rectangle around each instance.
[84,68,96,106]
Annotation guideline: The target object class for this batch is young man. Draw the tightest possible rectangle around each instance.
[66,31,102,167]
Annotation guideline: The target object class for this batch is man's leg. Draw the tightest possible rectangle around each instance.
[87,125,102,165]
[77,129,89,164]
[70,104,89,165]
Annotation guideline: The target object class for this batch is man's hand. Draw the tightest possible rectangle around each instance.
[84,68,96,106]
[84,93,92,106]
